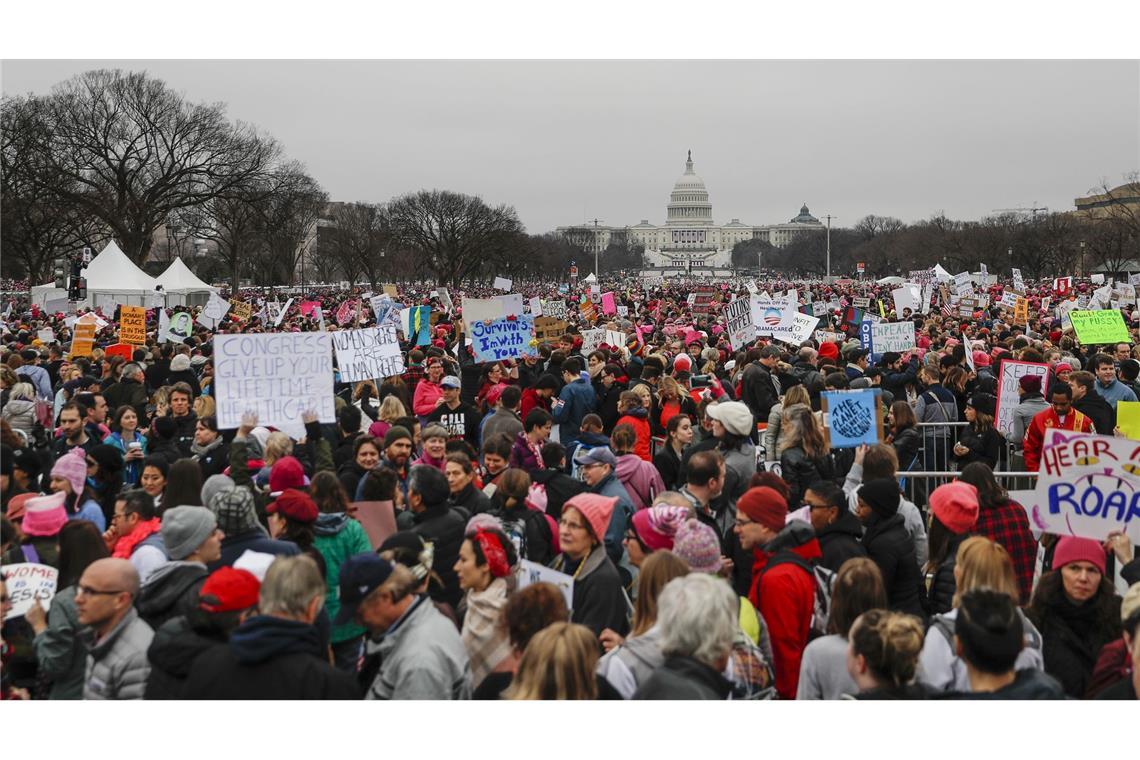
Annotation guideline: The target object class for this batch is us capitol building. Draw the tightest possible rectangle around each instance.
[557,151,825,268]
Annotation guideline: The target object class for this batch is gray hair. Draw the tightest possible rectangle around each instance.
[407,464,449,506]
[657,573,737,667]
[259,555,325,619]
[798,347,818,364]
[121,362,142,379]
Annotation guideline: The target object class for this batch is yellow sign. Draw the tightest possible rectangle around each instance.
[1118,401,1140,439]
[119,305,147,345]
[382,283,399,298]
[1013,297,1028,325]
[70,323,96,358]
[230,299,252,321]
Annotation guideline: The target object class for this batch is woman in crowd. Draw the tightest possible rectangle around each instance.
[26,520,109,699]
[507,622,603,700]
[918,536,1044,692]
[597,550,690,696]
[623,504,690,571]
[779,405,835,507]
[551,493,630,638]
[953,392,1003,469]
[266,490,325,577]
[509,409,552,474]
[86,444,124,525]
[414,424,450,470]
[958,462,1037,603]
[854,479,924,617]
[1027,536,1123,697]
[611,424,665,511]
[13,492,69,567]
[473,583,573,698]
[103,405,147,486]
[845,609,928,699]
[652,414,692,491]
[614,391,652,461]
[885,400,921,475]
[923,481,979,616]
[764,384,810,464]
[656,375,696,431]
[445,452,491,515]
[486,468,554,565]
[455,523,518,689]
[338,435,381,499]
[367,395,406,440]
[49,449,105,531]
[0,382,36,438]
[798,557,888,700]
[163,458,204,509]
[139,456,168,512]
[475,362,511,413]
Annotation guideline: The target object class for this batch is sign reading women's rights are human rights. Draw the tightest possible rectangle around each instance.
[1011,431,1140,543]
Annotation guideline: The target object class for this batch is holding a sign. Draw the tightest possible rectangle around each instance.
[2,563,58,620]
[470,315,538,363]
[119,305,147,344]
[871,321,916,353]
[821,389,883,448]
[994,360,1050,438]
[332,326,405,383]
[724,298,755,351]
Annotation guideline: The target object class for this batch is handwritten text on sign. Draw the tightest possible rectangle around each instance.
[332,326,406,383]
[214,333,335,435]
[994,360,1050,438]
[724,297,754,351]
[1018,431,1140,543]
[1,563,58,620]
[470,315,538,363]
[871,321,916,353]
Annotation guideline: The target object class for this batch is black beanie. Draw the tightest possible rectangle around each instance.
[968,392,997,417]
[859,478,901,519]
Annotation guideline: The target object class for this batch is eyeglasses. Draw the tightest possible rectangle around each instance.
[76,584,126,598]
[805,502,833,511]
[559,519,587,531]
[735,515,755,527]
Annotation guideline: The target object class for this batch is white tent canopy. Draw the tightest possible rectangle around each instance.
[31,241,158,310]
[875,275,905,286]
[583,272,598,283]
[156,257,217,306]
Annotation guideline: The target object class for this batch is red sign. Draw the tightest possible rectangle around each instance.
[569,266,578,278]
[857,262,865,274]
[1053,277,1072,297]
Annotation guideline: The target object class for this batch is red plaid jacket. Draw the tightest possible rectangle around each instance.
[975,499,1038,604]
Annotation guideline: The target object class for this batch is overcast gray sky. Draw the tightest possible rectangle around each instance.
[3,59,1138,234]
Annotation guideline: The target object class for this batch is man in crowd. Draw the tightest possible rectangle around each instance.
[53,401,96,460]
[102,362,149,422]
[76,558,154,700]
[1023,381,1094,471]
[167,382,197,456]
[425,375,481,450]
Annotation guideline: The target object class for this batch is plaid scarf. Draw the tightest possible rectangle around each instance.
[461,577,513,688]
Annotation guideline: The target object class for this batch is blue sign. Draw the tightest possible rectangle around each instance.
[470,314,539,363]
[823,389,883,449]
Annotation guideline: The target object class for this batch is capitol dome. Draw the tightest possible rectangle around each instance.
[790,203,820,224]
[667,150,713,226]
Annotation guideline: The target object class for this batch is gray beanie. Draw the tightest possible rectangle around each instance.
[209,487,263,537]
[201,474,236,509]
[161,506,218,560]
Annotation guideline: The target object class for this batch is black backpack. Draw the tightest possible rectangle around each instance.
[759,550,836,640]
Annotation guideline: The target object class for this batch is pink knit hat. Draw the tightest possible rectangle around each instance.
[50,448,89,496]
[563,493,617,543]
[20,492,69,537]
[1052,536,1106,576]
[929,482,979,534]
[631,505,689,551]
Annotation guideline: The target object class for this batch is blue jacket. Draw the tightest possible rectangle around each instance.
[1094,378,1137,411]
[591,472,635,566]
[553,376,596,446]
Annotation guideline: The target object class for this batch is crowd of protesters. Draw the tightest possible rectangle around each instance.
[1,268,1138,701]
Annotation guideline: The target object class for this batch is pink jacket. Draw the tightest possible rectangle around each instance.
[413,380,443,417]
[614,453,665,511]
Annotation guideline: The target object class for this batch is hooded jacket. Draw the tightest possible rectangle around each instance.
[589,471,636,566]
[614,453,666,511]
[861,512,925,618]
[410,501,470,609]
[552,376,597,446]
[747,521,822,700]
[1010,394,1049,446]
[530,468,587,520]
[314,512,374,644]
[1074,392,1115,436]
[815,509,867,572]
[144,615,228,699]
[449,480,493,516]
[180,615,361,699]
[552,543,630,639]
[135,561,209,630]
[615,407,652,461]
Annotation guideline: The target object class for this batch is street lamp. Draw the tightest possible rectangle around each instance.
[1079,241,1086,277]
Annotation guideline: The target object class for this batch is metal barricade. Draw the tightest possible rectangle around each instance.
[650,436,665,458]
[900,471,1038,512]
[914,421,1022,471]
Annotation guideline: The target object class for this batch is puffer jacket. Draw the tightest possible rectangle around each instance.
[815,509,867,573]
[135,561,209,630]
[144,615,228,699]
[861,512,925,618]
[1,397,37,436]
[597,626,664,699]
[314,512,373,644]
[366,594,471,700]
[924,532,969,617]
[31,586,87,700]
[614,453,665,511]
[615,408,652,461]
[81,607,154,700]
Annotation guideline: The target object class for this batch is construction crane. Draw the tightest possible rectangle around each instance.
[992,204,1049,222]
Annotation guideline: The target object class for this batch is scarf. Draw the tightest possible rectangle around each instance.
[462,577,512,688]
[190,436,225,459]
[112,517,162,559]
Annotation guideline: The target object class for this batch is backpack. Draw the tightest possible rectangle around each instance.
[760,550,836,639]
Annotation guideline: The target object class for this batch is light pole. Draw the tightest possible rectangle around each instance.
[822,214,837,280]
[1079,241,1086,277]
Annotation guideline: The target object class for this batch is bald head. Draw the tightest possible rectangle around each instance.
[76,558,140,634]
[88,558,141,596]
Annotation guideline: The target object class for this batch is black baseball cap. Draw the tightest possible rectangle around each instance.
[334,554,394,625]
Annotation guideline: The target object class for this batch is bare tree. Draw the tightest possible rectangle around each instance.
[249,163,328,285]
[854,214,907,241]
[386,190,524,288]
[19,69,280,265]
[322,202,392,289]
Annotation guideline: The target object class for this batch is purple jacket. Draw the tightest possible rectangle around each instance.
[615,453,665,511]
[509,432,543,474]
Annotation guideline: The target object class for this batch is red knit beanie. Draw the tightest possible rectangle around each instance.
[1052,536,1106,576]
[737,487,788,533]
[268,456,306,493]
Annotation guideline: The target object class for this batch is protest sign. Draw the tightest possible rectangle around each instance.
[382,283,399,298]
[541,299,567,320]
[1012,268,1025,292]
[196,294,231,330]
[1054,277,1072,296]
[752,296,796,337]
[298,300,322,317]
[821,389,883,449]
[401,305,431,346]
[1069,310,1131,345]
[36,328,56,344]
[853,296,870,309]
[332,326,405,383]
[811,301,827,317]
[335,300,357,326]
[437,287,454,315]
[994,360,1051,438]
[214,333,335,437]
[616,305,629,317]
[580,328,604,355]
[1090,273,1105,285]
[230,299,252,321]
[605,329,626,349]
[921,283,933,315]
[1,563,58,620]
[953,272,973,295]
[70,322,96,357]
[871,321,916,353]
[516,559,574,612]
[354,501,398,551]
[470,315,538,363]
[533,317,568,344]
[1117,401,1140,440]
[815,330,841,344]
[1014,297,1028,324]
[118,305,147,344]
[1013,431,1140,543]
[724,297,755,351]
[891,285,922,314]
[771,312,818,347]
[601,291,616,315]
[528,297,542,316]
[369,294,398,327]
[998,290,1020,310]
[493,276,513,292]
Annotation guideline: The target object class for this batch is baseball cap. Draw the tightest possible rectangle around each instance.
[335,554,395,625]
[440,375,461,389]
[573,445,617,468]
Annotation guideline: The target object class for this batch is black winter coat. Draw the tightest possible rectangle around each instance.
[1029,593,1122,698]
[554,545,630,639]
[135,562,209,630]
[179,615,360,700]
[890,426,922,473]
[169,411,198,457]
[653,445,685,491]
[816,510,867,573]
[145,615,227,699]
[779,446,836,508]
[633,655,733,700]
[449,481,492,515]
[530,468,587,520]
[410,502,470,609]
[1074,394,1115,436]
[337,460,369,502]
[924,532,968,617]
[954,424,1003,469]
[741,363,779,423]
[861,513,924,618]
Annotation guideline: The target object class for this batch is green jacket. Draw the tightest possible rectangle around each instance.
[314,513,373,644]
[32,586,86,700]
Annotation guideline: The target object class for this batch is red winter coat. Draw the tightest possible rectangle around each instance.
[616,411,651,461]
[747,524,822,700]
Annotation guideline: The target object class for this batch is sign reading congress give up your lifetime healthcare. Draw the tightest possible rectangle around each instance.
[470,314,539,363]
[213,333,335,437]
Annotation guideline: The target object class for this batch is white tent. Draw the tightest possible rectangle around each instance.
[583,272,598,283]
[155,257,217,307]
[30,241,159,310]
[875,275,905,286]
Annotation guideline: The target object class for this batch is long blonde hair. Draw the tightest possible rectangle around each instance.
[779,406,827,460]
[507,622,599,700]
[952,536,1018,608]
[378,395,407,423]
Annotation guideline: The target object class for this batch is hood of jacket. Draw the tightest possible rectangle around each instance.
[136,561,208,620]
[763,520,823,559]
[614,454,647,480]
[228,614,323,665]
[147,615,226,678]
[314,511,350,537]
[576,431,611,448]
[816,509,864,541]
[621,406,649,421]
